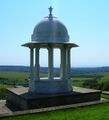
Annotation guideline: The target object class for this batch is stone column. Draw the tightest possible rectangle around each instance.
[60,46,67,80]
[30,48,34,81]
[34,47,40,81]
[66,48,71,79]
[48,47,54,80]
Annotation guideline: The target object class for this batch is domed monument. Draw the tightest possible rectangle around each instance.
[6,7,101,110]
[22,6,78,94]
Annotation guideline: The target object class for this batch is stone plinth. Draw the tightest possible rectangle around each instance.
[29,78,72,94]
[6,86,101,110]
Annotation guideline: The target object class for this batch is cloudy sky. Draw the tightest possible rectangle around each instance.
[0,0,109,67]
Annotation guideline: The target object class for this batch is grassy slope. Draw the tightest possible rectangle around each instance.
[73,72,109,89]
[0,71,29,85]
[0,71,47,85]
[0,71,109,87]
[0,84,12,99]
[0,71,47,80]
[98,72,109,84]
[0,72,109,119]
[101,94,109,99]
[0,71,29,80]
[1,103,109,120]
[72,77,93,87]
[0,71,47,99]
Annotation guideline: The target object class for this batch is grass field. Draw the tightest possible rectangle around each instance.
[0,71,47,99]
[0,71,109,119]
[0,71,29,85]
[72,77,93,87]
[0,71,47,85]
[1,103,109,120]
[0,71,94,87]
[0,71,109,99]
[0,84,12,99]
[101,93,109,99]
[0,71,29,80]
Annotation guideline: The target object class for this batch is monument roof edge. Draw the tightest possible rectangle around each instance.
[22,42,78,48]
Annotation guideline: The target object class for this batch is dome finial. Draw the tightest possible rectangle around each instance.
[48,6,53,17]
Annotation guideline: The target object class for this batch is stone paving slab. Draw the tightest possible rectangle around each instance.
[73,87,101,93]
[0,99,108,118]
[102,91,109,95]
[7,86,101,95]
[0,100,12,117]
[7,86,101,99]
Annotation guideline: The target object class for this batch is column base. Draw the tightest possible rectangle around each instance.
[29,78,72,94]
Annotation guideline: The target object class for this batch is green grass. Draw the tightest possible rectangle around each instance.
[0,71,47,99]
[0,71,29,80]
[0,71,47,85]
[101,93,109,99]
[0,84,12,89]
[72,77,92,81]
[1,103,109,120]
[98,75,109,85]
[1,72,109,119]
[0,84,12,100]
[72,77,92,87]
[0,71,47,80]
[72,72,109,90]
[0,71,29,85]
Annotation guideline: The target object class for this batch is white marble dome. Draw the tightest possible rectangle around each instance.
[31,7,69,43]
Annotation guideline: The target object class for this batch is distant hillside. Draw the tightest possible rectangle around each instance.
[72,67,109,74]
[0,66,49,73]
[0,66,29,72]
[0,66,109,74]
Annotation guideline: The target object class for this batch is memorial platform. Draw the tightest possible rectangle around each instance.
[6,86,101,110]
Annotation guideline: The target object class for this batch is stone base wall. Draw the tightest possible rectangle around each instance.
[29,79,72,94]
[6,87,101,110]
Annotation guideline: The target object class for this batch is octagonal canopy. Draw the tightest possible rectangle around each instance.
[31,7,69,43]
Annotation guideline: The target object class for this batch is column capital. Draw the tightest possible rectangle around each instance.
[47,45,53,50]
[60,45,66,50]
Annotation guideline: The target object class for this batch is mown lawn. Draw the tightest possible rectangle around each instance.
[1,103,109,120]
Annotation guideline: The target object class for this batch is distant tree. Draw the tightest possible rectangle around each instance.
[83,79,98,89]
